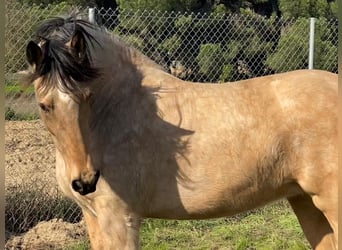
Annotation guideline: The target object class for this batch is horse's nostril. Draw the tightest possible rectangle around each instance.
[72,180,84,194]
[72,171,100,195]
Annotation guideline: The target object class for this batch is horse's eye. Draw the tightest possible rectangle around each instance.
[39,102,52,113]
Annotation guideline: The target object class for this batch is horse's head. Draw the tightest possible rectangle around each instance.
[23,17,101,195]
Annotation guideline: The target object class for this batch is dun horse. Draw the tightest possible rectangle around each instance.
[22,15,337,249]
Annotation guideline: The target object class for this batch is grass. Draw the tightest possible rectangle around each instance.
[5,84,35,97]
[64,201,310,250]
[5,83,39,120]
[64,241,90,250]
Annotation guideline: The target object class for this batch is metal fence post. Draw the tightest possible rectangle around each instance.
[88,7,95,24]
[308,17,315,69]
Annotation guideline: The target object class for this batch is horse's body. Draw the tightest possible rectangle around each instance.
[23,15,338,250]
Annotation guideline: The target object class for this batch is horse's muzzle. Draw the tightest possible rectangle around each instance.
[72,170,100,195]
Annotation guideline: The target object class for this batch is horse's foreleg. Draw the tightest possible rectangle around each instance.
[83,209,104,250]
[287,195,336,250]
[83,207,141,250]
[87,204,142,250]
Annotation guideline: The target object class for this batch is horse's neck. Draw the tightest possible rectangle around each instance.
[92,37,182,139]
[105,35,164,71]
[130,49,165,71]
[91,66,155,134]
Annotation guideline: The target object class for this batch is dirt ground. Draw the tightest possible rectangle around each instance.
[5,120,87,250]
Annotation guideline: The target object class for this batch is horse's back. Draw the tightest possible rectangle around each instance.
[269,70,337,139]
[269,69,337,105]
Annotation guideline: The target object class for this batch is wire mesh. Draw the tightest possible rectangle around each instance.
[95,7,338,82]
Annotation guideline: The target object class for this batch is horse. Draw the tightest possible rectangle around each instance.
[21,14,338,250]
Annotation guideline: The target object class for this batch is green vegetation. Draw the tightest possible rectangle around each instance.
[110,4,337,82]
[6,0,337,84]
[279,0,337,19]
[5,84,35,97]
[266,17,338,72]
[64,201,309,250]
[5,80,38,121]
[197,43,224,80]
[64,241,90,250]
[5,107,40,120]
[140,201,309,250]
[14,0,338,20]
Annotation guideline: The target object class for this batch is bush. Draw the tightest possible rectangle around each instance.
[220,64,235,82]
[5,107,40,121]
[158,35,182,57]
[266,17,338,73]
[5,107,16,121]
[266,18,309,72]
[196,43,224,81]
[312,18,338,72]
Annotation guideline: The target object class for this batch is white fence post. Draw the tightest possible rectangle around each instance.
[308,17,315,69]
[88,7,95,24]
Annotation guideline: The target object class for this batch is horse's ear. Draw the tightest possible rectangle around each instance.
[26,41,43,71]
[69,28,87,62]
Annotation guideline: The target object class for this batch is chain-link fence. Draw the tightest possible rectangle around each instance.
[5,2,338,115]
[6,3,338,82]
[5,0,338,247]
[95,8,337,82]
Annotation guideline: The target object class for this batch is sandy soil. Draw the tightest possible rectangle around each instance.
[5,120,55,189]
[5,120,87,250]
[5,219,87,250]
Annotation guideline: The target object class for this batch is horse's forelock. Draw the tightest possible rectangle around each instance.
[28,15,100,98]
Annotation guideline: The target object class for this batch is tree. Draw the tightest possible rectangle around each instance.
[265,18,309,72]
[196,43,224,81]
[217,0,280,17]
[117,0,182,12]
[279,0,337,18]
[311,18,338,72]
[17,0,117,7]
[265,17,337,73]
[17,0,96,7]
[116,0,216,13]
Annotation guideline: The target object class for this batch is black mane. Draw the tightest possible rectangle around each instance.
[25,14,101,97]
